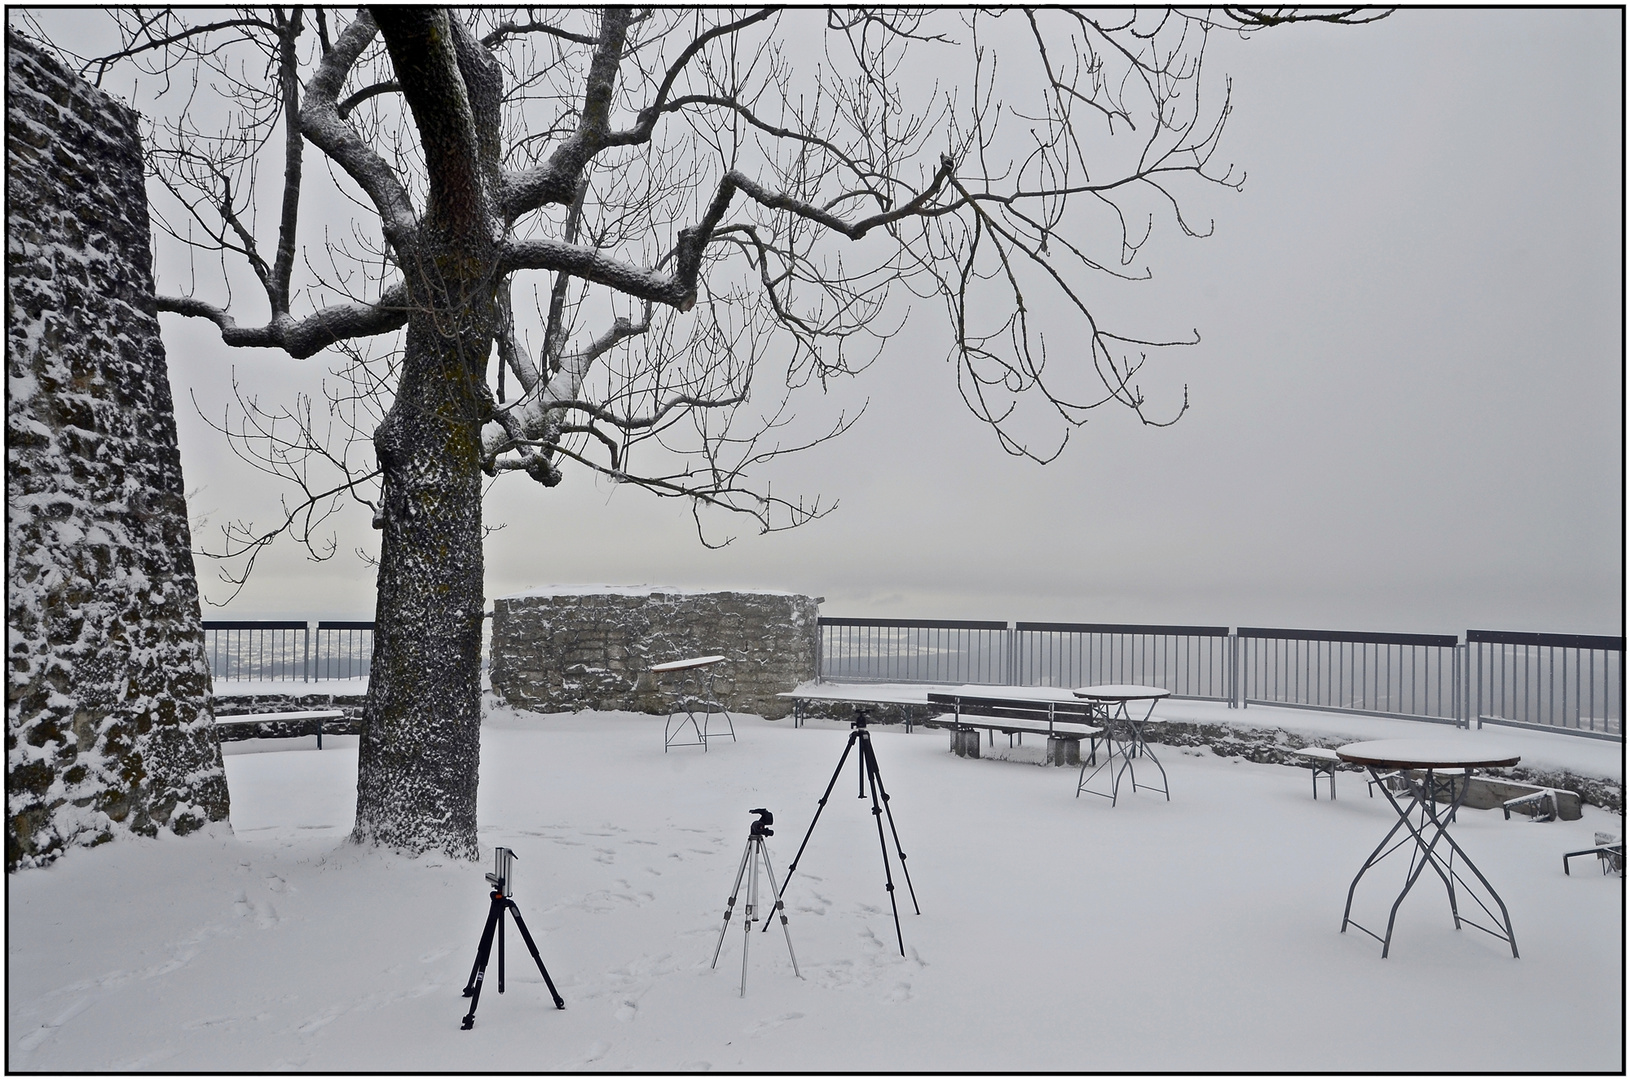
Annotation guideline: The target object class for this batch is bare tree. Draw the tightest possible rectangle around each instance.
[24,6,1383,858]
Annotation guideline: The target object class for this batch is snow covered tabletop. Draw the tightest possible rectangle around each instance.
[1336,739,1521,770]
[1072,684,1171,702]
[649,655,727,672]
[941,684,1108,703]
[778,682,933,705]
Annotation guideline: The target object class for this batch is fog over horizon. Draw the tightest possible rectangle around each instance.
[29,8,1619,638]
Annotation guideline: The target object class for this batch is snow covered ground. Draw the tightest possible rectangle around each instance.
[8,698,1623,1072]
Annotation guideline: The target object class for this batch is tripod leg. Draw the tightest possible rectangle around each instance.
[712,839,755,968]
[497,900,506,994]
[778,729,861,898]
[741,839,757,996]
[505,901,566,1009]
[461,893,505,1029]
[858,737,907,957]
[861,732,920,916]
[756,840,801,977]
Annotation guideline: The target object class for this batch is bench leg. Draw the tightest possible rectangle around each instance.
[1045,735,1081,768]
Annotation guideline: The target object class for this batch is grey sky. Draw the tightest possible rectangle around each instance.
[48,8,1620,635]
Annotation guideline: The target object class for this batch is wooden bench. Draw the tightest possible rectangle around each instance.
[925,691,1105,767]
[214,709,344,750]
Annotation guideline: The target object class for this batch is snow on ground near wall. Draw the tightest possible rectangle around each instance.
[7,701,1623,1072]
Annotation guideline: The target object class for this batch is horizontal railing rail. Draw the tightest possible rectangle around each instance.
[817,617,1623,740]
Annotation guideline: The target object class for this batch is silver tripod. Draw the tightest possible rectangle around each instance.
[711,808,800,996]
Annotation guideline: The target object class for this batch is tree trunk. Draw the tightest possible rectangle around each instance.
[351,259,493,858]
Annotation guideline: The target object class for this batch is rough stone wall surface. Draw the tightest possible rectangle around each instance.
[490,588,819,719]
[6,33,229,870]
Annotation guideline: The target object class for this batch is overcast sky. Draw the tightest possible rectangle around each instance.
[39,8,1621,636]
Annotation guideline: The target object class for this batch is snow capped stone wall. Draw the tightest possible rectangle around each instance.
[490,588,820,720]
[6,33,229,870]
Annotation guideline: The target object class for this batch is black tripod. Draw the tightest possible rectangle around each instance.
[712,808,800,996]
[778,709,919,955]
[460,848,565,1029]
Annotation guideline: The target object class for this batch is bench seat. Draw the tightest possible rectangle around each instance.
[215,709,344,749]
[1291,746,1342,799]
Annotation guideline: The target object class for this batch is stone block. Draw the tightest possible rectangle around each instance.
[1045,735,1081,767]
[950,727,981,758]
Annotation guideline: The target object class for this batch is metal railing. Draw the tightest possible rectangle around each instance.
[818,618,1010,684]
[203,620,374,683]
[1238,627,1462,724]
[1469,630,1622,739]
[817,616,1623,740]
[1012,622,1235,702]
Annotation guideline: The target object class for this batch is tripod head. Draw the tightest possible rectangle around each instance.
[485,846,517,895]
[749,808,774,837]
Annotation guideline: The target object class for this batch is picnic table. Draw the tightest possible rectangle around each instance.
[925,685,1106,765]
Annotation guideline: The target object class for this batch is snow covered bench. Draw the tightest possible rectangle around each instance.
[925,691,1104,767]
[1291,746,1341,799]
[213,709,344,750]
[1564,833,1623,876]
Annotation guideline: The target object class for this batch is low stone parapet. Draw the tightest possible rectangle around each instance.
[490,586,819,720]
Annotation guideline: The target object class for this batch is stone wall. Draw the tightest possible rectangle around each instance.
[6,33,229,870]
[490,587,820,720]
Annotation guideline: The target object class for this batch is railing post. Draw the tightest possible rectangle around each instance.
[816,619,825,684]
[303,622,312,683]
[1231,632,1239,708]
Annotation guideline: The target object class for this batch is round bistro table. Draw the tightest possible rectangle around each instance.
[1335,739,1521,958]
[1072,685,1171,807]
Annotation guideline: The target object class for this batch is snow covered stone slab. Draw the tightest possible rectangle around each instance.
[489,587,819,719]
[6,33,228,869]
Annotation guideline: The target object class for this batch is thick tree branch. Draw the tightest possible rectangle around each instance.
[371,7,495,238]
[300,9,418,249]
[270,9,304,315]
[158,284,411,360]
[482,17,599,49]
[501,7,637,218]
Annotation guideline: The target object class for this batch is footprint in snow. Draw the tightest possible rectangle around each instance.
[883,981,912,1004]
[614,999,638,1022]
